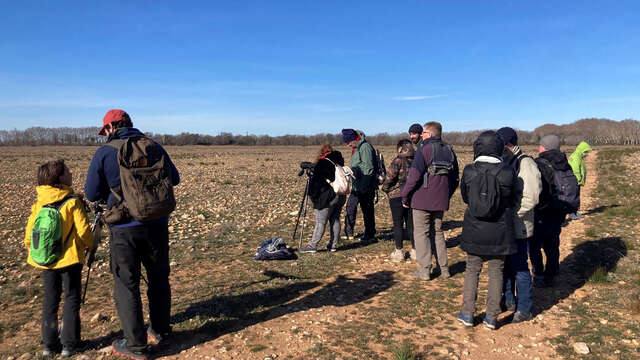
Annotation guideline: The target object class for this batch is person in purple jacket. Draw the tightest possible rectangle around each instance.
[402,122,459,280]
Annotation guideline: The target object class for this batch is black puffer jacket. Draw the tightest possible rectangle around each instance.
[308,151,345,209]
[460,131,517,256]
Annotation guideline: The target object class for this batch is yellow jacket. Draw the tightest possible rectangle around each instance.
[24,185,94,270]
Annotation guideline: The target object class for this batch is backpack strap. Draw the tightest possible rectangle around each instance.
[105,138,126,203]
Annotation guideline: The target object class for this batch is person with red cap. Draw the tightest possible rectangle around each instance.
[85,110,180,360]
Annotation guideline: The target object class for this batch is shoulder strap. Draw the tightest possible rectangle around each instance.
[323,157,337,167]
[45,195,79,210]
[107,138,125,149]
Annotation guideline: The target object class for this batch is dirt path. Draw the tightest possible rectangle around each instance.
[161,153,600,360]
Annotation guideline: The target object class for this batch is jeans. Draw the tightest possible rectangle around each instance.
[461,254,505,319]
[344,190,376,238]
[413,209,446,271]
[529,214,564,280]
[309,195,346,249]
[388,197,414,250]
[109,224,171,352]
[503,238,533,314]
[42,264,83,349]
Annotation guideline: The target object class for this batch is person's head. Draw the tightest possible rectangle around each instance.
[473,131,504,160]
[341,128,358,148]
[99,109,133,136]
[408,123,423,143]
[496,127,518,151]
[396,139,413,154]
[422,121,442,140]
[37,159,72,187]
[539,134,561,154]
[317,143,333,161]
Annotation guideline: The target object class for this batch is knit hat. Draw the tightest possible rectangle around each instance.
[540,134,561,150]
[408,123,423,135]
[342,129,358,143]
[496,127,518,146]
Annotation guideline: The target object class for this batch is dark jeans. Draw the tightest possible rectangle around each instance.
[503,238,533,314]
[42,263,83,349]
[110,224,171,352]
[344,189,376,238]
[529,214,564,280]
[388,197,414,249]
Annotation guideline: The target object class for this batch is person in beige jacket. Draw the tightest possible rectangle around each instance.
[497,127,542,323]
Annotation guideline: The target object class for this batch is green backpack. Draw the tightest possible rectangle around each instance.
[30,196,76,266]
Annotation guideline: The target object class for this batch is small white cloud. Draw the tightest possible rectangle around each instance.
[394,95,446,101]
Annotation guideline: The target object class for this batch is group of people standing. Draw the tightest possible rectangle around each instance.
[24,110,593,360]
[301,122,591,330]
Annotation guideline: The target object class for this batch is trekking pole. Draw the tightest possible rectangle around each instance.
[298,184,310,249]
[82,203,104,304]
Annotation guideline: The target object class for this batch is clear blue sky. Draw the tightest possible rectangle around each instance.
[1,1,639,135]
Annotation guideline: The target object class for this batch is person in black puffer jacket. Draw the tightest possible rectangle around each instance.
[457,131,517,330]
[300,144,347,253]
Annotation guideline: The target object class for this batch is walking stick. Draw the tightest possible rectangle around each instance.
[82,204,103,304]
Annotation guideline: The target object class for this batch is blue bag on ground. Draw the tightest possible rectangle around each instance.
[254,237,297,260]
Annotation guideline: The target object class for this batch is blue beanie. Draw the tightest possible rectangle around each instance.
[342,129,358,143]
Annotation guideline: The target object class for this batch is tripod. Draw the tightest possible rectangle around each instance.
[292,174,311,249]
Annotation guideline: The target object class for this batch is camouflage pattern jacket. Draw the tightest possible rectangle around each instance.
[381,142,415,199]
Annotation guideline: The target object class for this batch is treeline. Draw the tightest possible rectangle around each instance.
[1,118,639,146]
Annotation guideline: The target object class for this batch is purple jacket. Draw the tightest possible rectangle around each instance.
[401,137,459,211]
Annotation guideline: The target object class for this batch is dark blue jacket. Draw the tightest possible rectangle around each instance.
[84,127,180,227]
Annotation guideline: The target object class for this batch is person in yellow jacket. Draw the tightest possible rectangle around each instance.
[568,141,592,220]
[24,159,93,358]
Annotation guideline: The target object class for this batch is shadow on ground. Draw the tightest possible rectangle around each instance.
[531,237,627,316]
[146,270,397,357]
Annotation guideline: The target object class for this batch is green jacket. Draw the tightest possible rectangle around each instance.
[568,141,592,186]
[349,130,376,193]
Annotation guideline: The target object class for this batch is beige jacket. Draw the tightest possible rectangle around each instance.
[508,147,542,239]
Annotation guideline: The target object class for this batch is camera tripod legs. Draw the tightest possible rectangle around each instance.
[293,177,311,249]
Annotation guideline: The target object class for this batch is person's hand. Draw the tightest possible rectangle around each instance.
[402,202,409,208]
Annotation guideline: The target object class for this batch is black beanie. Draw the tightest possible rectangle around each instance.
[496,127,518,146]
[408,123,423,135]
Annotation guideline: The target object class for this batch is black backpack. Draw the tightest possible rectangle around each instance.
[466,164,503,219]
[535,159,580,214]
[373,147,386,186]
[428,141,456,176]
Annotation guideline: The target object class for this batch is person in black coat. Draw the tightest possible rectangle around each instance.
[300,144,347,253]
[457,131,517,330]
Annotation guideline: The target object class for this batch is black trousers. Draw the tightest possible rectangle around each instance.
[109,224,171,352]
[344,189,376,238]
[388,197,414,249]
[42,263,82,349]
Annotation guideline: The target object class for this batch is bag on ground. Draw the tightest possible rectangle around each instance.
[29,196,76,266]
[254,237,297,260]
[466,164,502,219]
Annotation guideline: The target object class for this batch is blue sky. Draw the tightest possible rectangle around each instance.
[1,1,639,135]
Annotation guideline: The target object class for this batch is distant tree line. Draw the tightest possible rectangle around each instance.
[1,118,639,147]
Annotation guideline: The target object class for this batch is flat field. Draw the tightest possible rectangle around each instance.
[0,145,638,359]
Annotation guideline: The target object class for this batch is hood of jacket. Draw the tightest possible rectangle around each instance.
[398,142,415,159]
[473,131,504,159]
[574,141,592,157]
[107,127,146,141]
[36,185,75,205]
[353,129,367,148]
[539,149,572,171]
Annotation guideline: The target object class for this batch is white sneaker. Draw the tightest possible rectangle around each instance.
[409,248,417,261]
[390,249,405,262]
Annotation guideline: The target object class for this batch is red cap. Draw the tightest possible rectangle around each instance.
[99,109,131,136]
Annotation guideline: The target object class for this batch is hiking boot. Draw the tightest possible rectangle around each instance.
[568,212,584,221]
[457,313,474,327]
[112,339,148,360]
[440,267,451,279]
[147,327,170,346]
[409,248,417,261]
[413,268,431,281]
[390,249,405,262]
[512,311,533,323]
[483,314,497,330]
[299,244,317,254]
[327,245,337,252]
[340,233,353,240]
[360,236,378,244]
